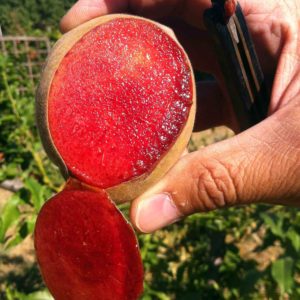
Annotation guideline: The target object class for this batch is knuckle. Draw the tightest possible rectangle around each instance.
[188,158,239,212]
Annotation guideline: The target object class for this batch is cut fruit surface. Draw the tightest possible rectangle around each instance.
[48,18,193,189]
[34,188,143,300]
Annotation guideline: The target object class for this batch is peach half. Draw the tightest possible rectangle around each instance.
[35,14,195,300]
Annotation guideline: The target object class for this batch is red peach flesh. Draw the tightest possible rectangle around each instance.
[48,18,193,188]
[34,188,143,300]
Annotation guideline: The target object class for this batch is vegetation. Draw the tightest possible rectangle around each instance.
[0,1,300,299]
[0,0,73,37]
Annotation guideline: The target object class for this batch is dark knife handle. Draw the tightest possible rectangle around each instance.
[204,2,270,131]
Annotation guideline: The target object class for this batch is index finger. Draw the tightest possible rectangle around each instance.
[60,0,128,32]
[60,0,213,33]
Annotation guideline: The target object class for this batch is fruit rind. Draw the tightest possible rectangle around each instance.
[36,14,196,202]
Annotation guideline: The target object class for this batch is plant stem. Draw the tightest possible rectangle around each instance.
[2,71,21,120]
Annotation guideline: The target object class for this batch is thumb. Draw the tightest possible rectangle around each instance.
[130,103,300,233]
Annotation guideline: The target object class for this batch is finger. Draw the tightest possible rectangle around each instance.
[60,0,128,33]
[130,101,300,233]
[60,0,215,33]
[180,148,189,158]
[129,0,211,28]
[129,0,251,29]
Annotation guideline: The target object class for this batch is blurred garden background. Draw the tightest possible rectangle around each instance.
[0,1,300,299]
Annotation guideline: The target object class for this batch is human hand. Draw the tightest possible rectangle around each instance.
[61,0,300,233]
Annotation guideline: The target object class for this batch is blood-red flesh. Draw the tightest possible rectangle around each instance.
[48,18,193,188]
[34,189,143,300]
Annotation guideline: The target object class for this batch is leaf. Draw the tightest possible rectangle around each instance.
[260,213,284,238]
[287,229,300,252]
[26,291,54,300]
[13,290,54,300]
[145,290,170,300]
[24,177,46,211]
[26,215,37,234]
[271,257,294,295]
[5,232,23,249]
[0,194,21,242]
[220,250,240,272]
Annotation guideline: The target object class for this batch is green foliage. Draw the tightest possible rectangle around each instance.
[0,52,62,239]
[0,195,21,243]
[0,54,62,188]
[0,0,74,37]
[4,288,53,300]
[271,257,294,295]
[0,52,62,297]
[138,206,300,299]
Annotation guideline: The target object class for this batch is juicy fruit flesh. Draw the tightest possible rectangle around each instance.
[34,188,143,300]
[48,18,193,189]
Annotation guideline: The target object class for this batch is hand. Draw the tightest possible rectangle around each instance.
[61,0,300,233]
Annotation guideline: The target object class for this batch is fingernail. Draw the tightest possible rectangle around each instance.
[135,193,181,233]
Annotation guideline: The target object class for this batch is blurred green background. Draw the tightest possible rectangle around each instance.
[0,1,300,299]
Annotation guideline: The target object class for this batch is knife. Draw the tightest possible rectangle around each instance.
[203,0,270,131]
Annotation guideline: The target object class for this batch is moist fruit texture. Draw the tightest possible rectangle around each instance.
[35,188,143,300]
[48,18,193,189]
